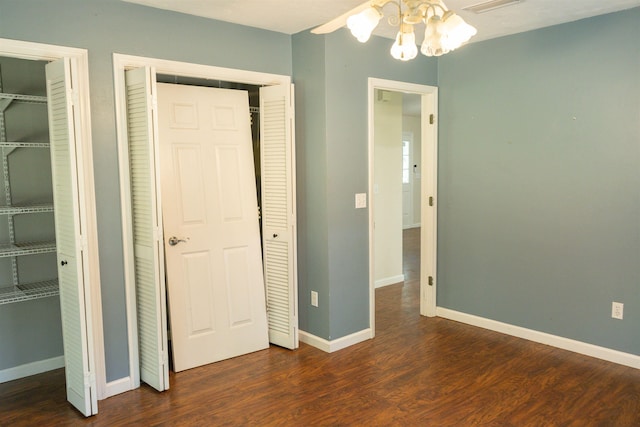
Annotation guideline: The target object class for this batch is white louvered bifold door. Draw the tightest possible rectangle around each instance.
[46,58,97,417]
[125,67,169,392]
[260,84,298,350]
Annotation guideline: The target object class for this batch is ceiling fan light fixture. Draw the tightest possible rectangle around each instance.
[347,6,383,43]
[347,0,476,60]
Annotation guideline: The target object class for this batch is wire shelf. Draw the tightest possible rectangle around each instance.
[0,141,50,149]
[0,93,47,104]
[0,204,54,215]
[0,241,56,258]
[0,279,59,305]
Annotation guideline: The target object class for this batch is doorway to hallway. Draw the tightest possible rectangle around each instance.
[368,78,438,335]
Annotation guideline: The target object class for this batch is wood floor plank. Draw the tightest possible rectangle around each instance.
[1,228,639,425]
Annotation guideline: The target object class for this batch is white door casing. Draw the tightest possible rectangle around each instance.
[259,84,298,350]
[368,78,438,334]
[402,134,413,229]
[157,83,269,372]
[124,66,169,391]
[46,57,97,416]
[1,38,104,403]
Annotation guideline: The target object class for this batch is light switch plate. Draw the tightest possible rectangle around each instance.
[355,193,367,209]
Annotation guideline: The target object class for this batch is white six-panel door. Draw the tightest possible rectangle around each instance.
[46,57,97,416]
[157,83,269,372]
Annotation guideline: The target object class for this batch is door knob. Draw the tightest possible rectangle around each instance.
[60,260,68,266]
[168,236,188,246]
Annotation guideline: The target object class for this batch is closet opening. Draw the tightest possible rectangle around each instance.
[0,56,63,380]
[115,55,298,394]
[0,41,101,417]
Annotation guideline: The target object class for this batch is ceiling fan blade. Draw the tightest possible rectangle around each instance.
[311,1,372,35]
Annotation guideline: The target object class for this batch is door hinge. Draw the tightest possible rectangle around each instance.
[77,234,88,251]
[428,276,434,286]
[154,226,163,243]
[85,372,96,387]
[429,114,434,125]
[429,196,434,207]
[67,88,80,107]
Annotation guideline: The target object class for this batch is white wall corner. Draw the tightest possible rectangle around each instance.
[299,328,373,353]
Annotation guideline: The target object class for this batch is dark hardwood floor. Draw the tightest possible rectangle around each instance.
[2,227,639,425]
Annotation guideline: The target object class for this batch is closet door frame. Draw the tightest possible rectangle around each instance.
[113,53,296,393]
[0,38,104,399]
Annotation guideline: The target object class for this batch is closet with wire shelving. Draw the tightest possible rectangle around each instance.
[0,56,62,382]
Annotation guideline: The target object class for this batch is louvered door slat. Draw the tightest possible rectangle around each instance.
[260,84,298,349]
[125,67,169,392]
[46,57,96,417]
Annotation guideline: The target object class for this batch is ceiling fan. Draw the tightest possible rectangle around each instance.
[310,0,477,60]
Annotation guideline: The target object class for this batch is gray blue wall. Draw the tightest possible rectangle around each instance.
[437,8,640,355]
[292,29,437,339]
[0,0,292,382]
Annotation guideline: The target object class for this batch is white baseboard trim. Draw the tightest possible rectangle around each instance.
[403,223,421,230]
[104,376,134,399]
[299,328,373,353]
[0,356,65,383]
[437,307,640,370]
[375,274,405,289]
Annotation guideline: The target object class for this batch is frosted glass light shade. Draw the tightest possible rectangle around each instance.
[441,12,477,51]
[420,15,449,57]
[390,25,418,61]
[347,7,383,43]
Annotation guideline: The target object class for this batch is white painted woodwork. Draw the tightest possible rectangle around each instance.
[124,66,169,392]
[373,90,403,286]
[403,115,422,228]
[46,57,97,416]
[157,83,268,372]
[402,136,413,229]
[368,78,438,333]
[259,84,298,350]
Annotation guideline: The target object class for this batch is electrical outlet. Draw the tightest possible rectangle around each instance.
[311,291,319,307]
[612,302,624,320]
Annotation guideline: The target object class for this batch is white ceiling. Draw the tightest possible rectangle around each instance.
[122,0,640,43]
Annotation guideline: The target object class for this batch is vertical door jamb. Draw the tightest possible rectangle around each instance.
[368,78,438,336]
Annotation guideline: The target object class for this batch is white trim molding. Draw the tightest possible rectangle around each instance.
[437,308,640,370]
[375,274,405,289]
[0,37,105,400]
[299,329,373,353]
[0,356,65,383]
[104,376,134,399]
